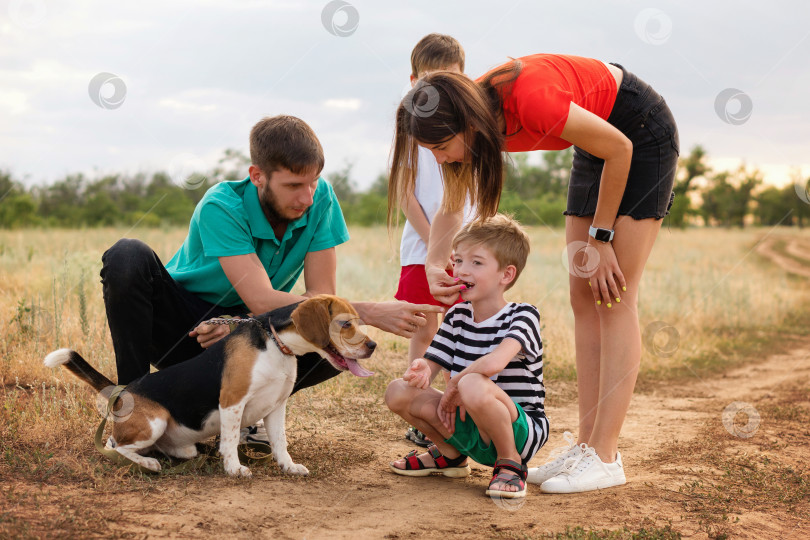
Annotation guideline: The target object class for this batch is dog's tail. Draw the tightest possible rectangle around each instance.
[44,348,115,392]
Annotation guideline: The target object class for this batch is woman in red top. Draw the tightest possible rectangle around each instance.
[388,54,679,494]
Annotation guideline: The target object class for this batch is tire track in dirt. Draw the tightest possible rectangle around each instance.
[756,236,810,279]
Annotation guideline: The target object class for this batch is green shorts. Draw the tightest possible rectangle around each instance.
[444,403,530,467]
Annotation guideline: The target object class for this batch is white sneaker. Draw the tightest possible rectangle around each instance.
[540,445,626,493]
[527,431,581,485]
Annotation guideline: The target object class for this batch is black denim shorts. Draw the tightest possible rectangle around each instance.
[564,63,680,220]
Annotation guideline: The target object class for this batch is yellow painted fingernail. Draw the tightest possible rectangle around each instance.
[596,300,601,305]
[616,298,621,303]
[622,286,626,292]
[588,281,591,286]
[607,303,612,308]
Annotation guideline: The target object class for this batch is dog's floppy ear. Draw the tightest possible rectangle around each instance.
[290,295,332,348]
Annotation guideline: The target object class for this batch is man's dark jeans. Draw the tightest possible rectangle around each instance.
[100,238,340,390]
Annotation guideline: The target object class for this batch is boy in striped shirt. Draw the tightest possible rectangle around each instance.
[386,214,548,499]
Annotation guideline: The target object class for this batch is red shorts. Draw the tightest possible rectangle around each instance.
[395,265,462,307]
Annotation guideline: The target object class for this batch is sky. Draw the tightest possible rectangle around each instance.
[2,0,809,192]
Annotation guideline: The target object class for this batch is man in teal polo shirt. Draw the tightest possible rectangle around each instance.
[101,115,442,387]
[165,166,348,310]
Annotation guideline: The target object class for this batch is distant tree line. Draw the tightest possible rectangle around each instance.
[1,145,808,229]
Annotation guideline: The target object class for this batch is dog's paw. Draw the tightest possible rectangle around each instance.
[225,463,252,478]
[168,444,198,460]
[140,457,162,472]
[282,463,309,476]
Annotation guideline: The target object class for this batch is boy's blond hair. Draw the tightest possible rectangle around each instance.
[410,33,465,78]
[452,214,530,291]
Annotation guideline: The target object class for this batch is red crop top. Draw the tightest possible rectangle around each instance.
[477,54,618,152]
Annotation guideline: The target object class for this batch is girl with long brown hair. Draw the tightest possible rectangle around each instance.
[389,54,679,494]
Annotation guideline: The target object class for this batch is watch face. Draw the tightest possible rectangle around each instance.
[595,229,612,242]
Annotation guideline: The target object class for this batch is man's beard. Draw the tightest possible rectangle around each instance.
[259,182,301,226]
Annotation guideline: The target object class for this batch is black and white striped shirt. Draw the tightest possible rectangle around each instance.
[424,302,549,462]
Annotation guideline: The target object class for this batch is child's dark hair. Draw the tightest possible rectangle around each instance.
[410,33,465,78]
[452,213,530,290]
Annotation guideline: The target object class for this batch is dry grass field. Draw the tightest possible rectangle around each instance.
[1,226,809,539]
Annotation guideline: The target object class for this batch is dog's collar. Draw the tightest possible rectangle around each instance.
[204,317,294,356]
[266,322,294,356]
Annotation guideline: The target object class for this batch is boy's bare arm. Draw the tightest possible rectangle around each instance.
[448,338,523,384]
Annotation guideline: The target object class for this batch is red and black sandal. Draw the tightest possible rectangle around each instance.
[389,444,470,478]
[485,458,528,498]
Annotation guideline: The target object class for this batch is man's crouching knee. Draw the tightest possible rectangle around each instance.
[101,238,155,287]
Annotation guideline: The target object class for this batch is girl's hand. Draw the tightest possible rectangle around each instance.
[403,358,431,389]
[587,240,627,307]
[426,264,463,306]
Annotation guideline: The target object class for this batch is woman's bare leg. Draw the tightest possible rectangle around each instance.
[567,217,602,445]
[567,215,663,462]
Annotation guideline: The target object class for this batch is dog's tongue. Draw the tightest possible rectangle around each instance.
[345,358,374,377]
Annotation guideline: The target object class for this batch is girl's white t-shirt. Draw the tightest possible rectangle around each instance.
[400,146,475,266]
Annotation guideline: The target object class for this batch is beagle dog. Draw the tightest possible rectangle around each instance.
[44,295,375,477]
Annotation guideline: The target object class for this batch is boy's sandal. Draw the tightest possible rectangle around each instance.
[389,444,470,478]
[485,458,528,499]
[404,427,432,447]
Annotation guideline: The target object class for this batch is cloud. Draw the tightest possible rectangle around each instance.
[0,89,29,115]
[157,90,219,114]
[322,98,362,111]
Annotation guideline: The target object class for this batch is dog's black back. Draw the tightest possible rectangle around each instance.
[124,300,329,430]
[125,306,297,430]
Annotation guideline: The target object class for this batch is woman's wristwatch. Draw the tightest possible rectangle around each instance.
[589,225,615,243]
